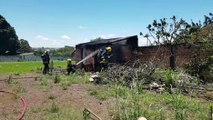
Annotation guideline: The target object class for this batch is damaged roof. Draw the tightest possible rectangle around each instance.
[76,35,138,47]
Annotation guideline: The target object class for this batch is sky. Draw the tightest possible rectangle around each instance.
[0,0,212,47]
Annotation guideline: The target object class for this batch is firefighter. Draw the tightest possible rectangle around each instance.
[67,58,75,75]
[41,50,50,74]
[96,46,112,71]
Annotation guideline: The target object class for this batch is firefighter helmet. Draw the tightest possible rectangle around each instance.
[67,58,72,62]
[106,46,112,52]
[45,49,50,53]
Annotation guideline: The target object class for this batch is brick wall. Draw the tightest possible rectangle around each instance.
[135,44,211,67]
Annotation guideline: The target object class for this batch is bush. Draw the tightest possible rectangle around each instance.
[102,61,155,87]
[187,56,213,83]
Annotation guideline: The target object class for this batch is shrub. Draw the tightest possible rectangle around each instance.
[54,74,61,83]
[102,61,155,87]
[187,56,213,83]
[49,102,59,113]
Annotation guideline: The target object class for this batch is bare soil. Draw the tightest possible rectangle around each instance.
[0,72,113,120]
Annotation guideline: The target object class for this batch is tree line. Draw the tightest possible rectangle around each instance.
[141,13,213,70]
[0,15,74,56]
[33,46,74,57]
[0,15,32,55]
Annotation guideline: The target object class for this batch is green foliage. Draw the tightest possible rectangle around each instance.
[88,86,116,100]
[187,55,213,83]
[142,13,213,70]
[33,47,45,56]
[19,39,32,53]
[162,69,178,87]
[33,46,74,56]
[48,95,56,100]
[97,63,210,119]
[185,13,213,76]
[50,46,74,56]
[90,37,103,42]
[142,16,188,45]
[103,62,155,87]
[109,85,210,120]
[39,76,49,86]
[210,104,213,120]
[83,109,91,120]
[25,104,82,120]
[169,94,187,120]
[143,13,213,45]
[59,72,90,90]
[6,75,13,84]
[44,104,82,120]
[14,86,26,93]
[0,60,67,73]
[0,15,20,55]
[54,74,61,83]
[49,102,59,113]
[5,75,19,84]
[30,107,42,113]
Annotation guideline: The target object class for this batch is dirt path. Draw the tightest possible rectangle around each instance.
[0,73,112,120]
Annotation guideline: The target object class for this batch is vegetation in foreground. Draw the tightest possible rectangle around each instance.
[89,84,211,120]
[34,60,212,120]
[89,60,213,120]
[1,61,212,120]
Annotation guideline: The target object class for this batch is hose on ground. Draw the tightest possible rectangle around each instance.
[0,89,27,120]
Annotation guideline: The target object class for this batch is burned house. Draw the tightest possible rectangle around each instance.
[72,35,212,71]
[72,35,138,71]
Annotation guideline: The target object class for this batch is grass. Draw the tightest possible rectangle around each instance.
[36,72,90,90]
[1,61,211,119]
[6,77,19,84]
[88,86,116,100]
[0,60,67,73]
[14,86,26,93]
[59,73,90,90]
[38,75,53,91]
[48,94,56,100]
[25,103,83,120]
[49,101,59,113]
[88,84,211,120]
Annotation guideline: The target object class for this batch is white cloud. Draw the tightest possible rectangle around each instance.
[34,35,66,47]
[61,35,71,40]
[138,36,152,46]
[35,35,49,41]
[108,34,115,37]
[78,25,86,30]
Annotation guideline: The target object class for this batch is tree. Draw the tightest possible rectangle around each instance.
[176,13,213,44]
[182,13,213,77]
[33,47,45,56]
[0,15,20,55]
[50,46,74,57]
[142,16,189,70]
[18,39,32,53]
[34,46,75,57]
[90,37,103,42]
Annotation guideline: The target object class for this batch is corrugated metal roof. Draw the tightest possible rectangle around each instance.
[76,35,137,47]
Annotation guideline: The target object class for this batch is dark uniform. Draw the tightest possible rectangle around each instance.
[41,51,50,74]
[67,59,75,75]
[96,47,112,72]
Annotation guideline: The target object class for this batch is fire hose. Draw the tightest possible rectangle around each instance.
[0,90,27,120]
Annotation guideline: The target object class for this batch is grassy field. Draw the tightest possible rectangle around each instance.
[0,61,212,120]
[89,85,212,120]
[0,60,67,73]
